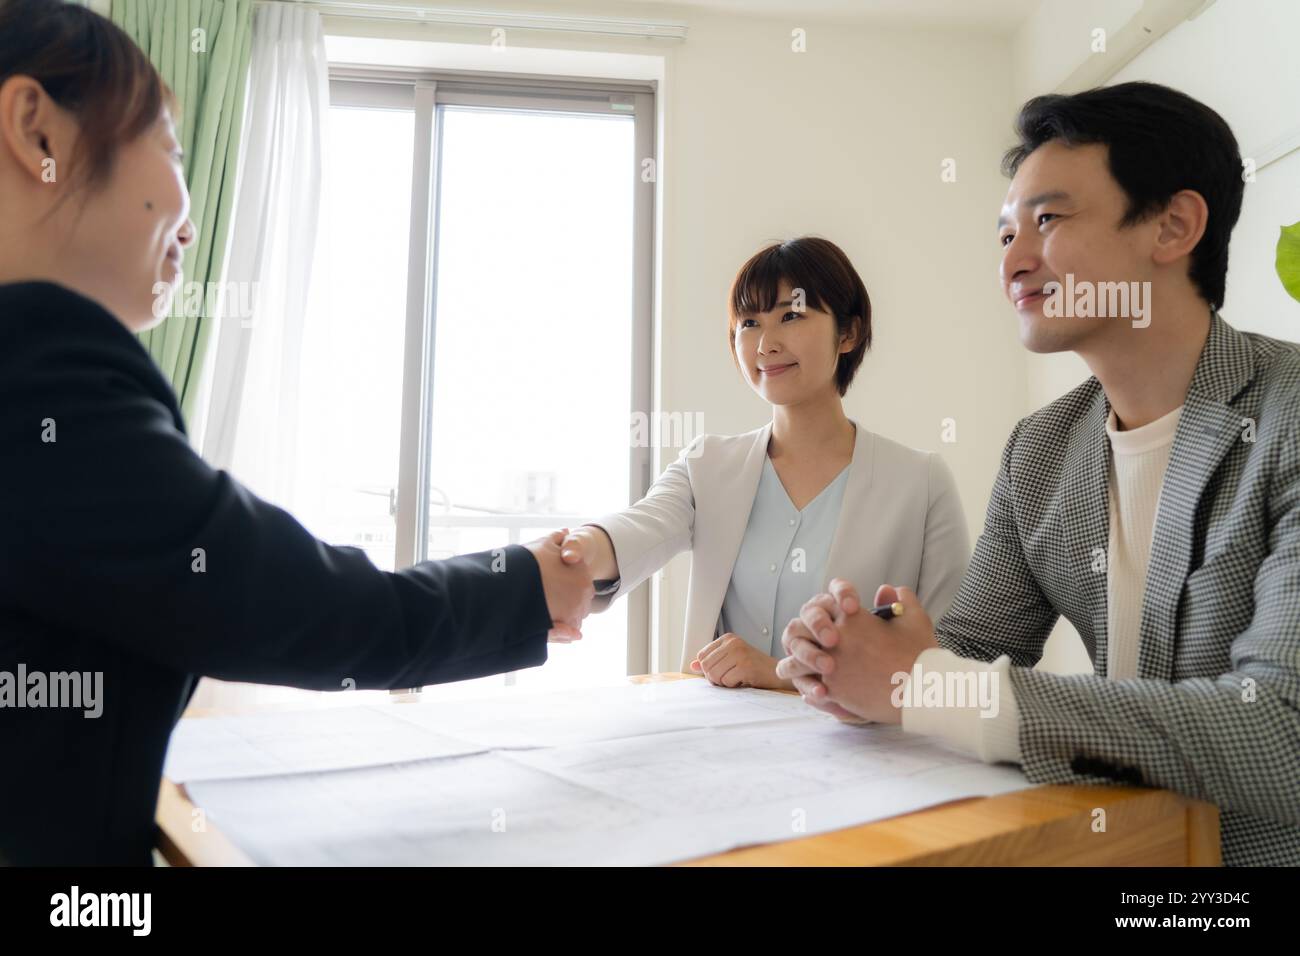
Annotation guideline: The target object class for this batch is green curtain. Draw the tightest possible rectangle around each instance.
[111,0,254,424]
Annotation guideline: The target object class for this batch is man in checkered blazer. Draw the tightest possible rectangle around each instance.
[777,82,1300,865]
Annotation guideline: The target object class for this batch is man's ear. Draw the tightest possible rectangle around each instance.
[1152,189,1209,267]
[0,75,71,187]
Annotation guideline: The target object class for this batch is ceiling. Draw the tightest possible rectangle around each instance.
[624,0,1043,33]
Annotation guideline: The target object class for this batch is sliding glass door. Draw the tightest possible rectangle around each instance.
[288,72,656,696]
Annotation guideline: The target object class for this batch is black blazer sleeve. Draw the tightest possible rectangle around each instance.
[0,282,551,690]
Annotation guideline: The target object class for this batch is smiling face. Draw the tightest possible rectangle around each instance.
[732,278,855,406]
[62,114,195,331]
[997,140,1156,354]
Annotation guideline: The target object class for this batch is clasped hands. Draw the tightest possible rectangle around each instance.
[774,579,941,724]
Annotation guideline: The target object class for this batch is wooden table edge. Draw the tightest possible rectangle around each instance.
[157,672,1219,867]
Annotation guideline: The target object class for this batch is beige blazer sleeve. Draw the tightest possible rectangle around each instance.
[584,434,705,613]
[916,451,972,623]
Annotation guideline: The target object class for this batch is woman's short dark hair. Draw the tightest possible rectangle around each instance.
[0,0,173,196]
[1001,81,1243,310]
[728,237,872,397]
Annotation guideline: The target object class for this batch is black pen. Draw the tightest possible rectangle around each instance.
[871,602,905,621]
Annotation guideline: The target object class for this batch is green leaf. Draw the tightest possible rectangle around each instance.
[1278,222,1300,304]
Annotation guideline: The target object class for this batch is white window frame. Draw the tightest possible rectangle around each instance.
[327,69,656,677]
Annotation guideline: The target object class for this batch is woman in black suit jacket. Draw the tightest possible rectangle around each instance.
[0,0,593,865]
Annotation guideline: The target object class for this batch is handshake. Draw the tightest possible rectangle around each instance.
[523,526,617,643]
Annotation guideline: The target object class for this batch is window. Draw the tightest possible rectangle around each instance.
[295,105,413,574]
[288,72,655,697]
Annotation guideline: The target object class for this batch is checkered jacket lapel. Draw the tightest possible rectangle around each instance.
[1059,388,1110,673]
[1140,315,1255,680]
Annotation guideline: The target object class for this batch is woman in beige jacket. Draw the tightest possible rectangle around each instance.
[560,237,971,690]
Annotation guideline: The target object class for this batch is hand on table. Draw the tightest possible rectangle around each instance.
[689,633,793,690]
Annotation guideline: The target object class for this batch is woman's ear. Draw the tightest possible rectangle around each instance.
[0,76,69,187]
[838,316,861,353]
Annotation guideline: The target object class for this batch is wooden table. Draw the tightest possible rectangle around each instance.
[157,673,1221,866]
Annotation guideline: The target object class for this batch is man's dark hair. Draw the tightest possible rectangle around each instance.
[1002,81,1244,309]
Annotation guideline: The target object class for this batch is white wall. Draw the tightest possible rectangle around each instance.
[1011,0,1143,104]
[646,12,1026,670]
[324,0,1029,671]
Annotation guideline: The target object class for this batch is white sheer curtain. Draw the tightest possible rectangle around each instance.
[203,1,325,492]
[192,2,328,711]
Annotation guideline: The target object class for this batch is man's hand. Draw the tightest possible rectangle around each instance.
[772,577,863,691]
[689,633,793,690]
[776,582,938,723]
[524,530,595,643]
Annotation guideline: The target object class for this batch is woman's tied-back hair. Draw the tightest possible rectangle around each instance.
[0,0,175,198]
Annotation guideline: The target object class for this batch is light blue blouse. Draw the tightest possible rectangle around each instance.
[719,455,851,657]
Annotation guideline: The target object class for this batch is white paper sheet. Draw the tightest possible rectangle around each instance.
[163,705,483,782]
[174,680,1031,864]
[381,676,816,749]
